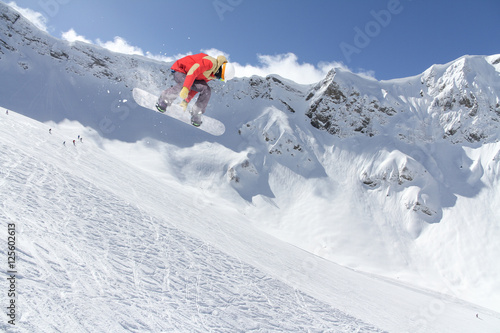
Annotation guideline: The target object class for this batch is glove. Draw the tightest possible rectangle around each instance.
[179,100,188,111]
[179,87,189,100]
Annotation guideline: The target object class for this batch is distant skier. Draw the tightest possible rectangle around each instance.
[49,128,52,134]
[156,53,235,127]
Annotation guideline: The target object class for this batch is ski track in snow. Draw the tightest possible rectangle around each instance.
[0,110,383,332]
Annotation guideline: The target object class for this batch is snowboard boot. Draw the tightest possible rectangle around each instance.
[155,103,166,113]
[155,99,170,113]
[190,110,203,127]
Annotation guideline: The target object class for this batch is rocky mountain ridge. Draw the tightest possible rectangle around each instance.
[2,1,499,147]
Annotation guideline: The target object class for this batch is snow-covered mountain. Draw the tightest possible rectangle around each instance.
[1,1,500,332]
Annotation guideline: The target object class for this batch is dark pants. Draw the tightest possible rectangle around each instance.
[158,71,211,115]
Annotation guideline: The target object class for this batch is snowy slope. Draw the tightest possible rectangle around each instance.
[2,108,500,333]
[1,1,500,331]
[0,109,380,332]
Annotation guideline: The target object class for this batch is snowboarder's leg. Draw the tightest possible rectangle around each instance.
[189,80,211,126]
[157,71,186,112]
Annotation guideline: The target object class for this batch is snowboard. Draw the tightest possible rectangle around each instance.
[132,88,225,136]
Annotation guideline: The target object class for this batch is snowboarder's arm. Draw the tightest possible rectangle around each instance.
[183,63,202,89]
[179,63,203,100]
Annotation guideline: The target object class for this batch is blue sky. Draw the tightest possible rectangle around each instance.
[7,0,500,83]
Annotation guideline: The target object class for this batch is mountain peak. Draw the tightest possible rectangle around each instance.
[300,53,500,143]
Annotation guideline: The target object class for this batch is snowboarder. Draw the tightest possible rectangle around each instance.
[156,53,235,127]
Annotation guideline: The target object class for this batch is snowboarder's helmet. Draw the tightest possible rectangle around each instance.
[221,63,235,81]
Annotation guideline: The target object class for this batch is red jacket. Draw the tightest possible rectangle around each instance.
[171,53,217,91]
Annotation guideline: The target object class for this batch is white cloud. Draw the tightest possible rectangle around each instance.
[96,36,145,56]
[8,1,48,32]
[233,53,319,84]
[235,53,378,83]
[201,50,347,84]
[61,29,92,44]
[232,53,349,85]
[61,31,146,57]
[201,48,230,60]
